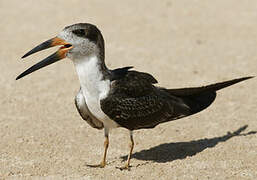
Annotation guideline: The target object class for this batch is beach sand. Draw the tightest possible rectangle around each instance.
[0,0,256,179]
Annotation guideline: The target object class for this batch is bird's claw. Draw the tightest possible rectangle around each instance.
[86,161,106,168]
[116,164,131,171]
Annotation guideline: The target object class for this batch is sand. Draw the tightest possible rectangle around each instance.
[0,0,256,179]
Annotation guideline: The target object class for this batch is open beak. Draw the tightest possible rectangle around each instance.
[16,37,73,80]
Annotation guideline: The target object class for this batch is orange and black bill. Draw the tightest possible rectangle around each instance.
[16,37,72,80]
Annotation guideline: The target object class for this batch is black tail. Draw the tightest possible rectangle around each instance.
[167,76,254,114]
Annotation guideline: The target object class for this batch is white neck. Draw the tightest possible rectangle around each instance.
[73,55,110,101]
[72,55,118,128]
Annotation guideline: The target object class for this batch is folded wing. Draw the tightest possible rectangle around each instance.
[101,69,252,130]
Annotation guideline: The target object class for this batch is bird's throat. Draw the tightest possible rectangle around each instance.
[73,55,110,100]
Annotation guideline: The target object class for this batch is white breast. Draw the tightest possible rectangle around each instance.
[73,55,118,129]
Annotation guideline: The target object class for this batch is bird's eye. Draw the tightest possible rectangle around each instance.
[72,29,85,37]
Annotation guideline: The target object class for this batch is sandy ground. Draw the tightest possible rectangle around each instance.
[0,0,257,179]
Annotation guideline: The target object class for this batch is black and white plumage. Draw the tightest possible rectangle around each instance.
[75,88,104,129]
[101,72,251,130]
[16,23,253,170]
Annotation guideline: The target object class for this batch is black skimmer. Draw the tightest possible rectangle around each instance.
[16,23,253,170]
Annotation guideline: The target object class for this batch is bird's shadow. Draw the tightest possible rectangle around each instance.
[121,125,256,163]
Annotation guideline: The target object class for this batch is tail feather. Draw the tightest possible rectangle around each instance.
[168,76,254,114]
[168,76,254,96]
[181,91,217,114]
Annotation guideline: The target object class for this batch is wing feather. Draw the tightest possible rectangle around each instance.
[101,70,252,130]
[101,71,191,130]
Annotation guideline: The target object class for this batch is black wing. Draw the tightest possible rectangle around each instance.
[101,69,253,130]
[166,76,253,114]
[100,70,192,130]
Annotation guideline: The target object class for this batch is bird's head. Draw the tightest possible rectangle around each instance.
[16,23,105,80]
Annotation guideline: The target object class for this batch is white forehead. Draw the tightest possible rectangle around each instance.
[58,29,72,40]
[57,29,85,45]
[57,23,98,44]
[57,27,99,59]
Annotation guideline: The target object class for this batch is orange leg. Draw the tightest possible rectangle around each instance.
[119,131,134,170]
[87,128,109,168]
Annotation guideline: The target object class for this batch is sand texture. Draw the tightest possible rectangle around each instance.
[0,0,256,179]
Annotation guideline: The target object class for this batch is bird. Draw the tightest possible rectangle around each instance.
[16,23,253,170]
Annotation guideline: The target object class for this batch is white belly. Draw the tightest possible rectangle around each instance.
[74,55,119,129]
[82,89,118,129]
